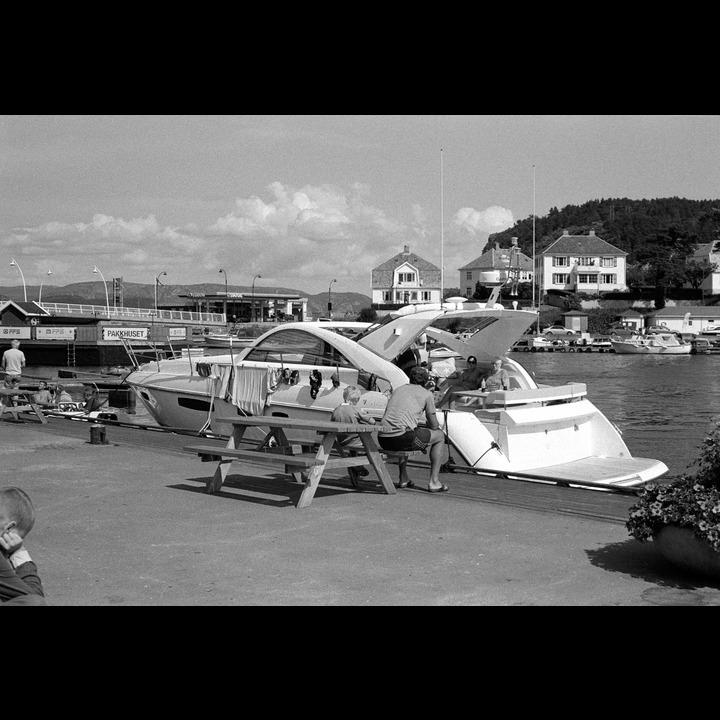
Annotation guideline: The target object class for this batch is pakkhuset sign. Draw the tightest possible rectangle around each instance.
[102,327,149,341]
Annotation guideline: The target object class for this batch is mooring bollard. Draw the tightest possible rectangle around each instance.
[90,424,107,445]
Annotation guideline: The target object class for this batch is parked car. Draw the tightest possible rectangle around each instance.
[607,321,639,337]
[543,325,577,336]
[512,337,567,352]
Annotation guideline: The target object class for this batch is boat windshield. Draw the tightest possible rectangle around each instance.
[242,329,355,367]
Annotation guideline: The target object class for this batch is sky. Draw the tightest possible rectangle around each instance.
[1,115,718,298]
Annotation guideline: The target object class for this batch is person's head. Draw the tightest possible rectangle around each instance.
[38,381,48,391]
[343,385,362,405]
[408,365,429,386]
[83,388,96,399]
[10,339,20,349]
[467,356,477,366]
[0,487,35,538]
[492,357,503,370]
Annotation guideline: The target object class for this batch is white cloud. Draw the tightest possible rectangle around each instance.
[1,183,518,295]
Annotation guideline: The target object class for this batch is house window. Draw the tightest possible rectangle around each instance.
[600,274,616,284]
[600,257,616,268]
[578,274,597,284]
[554,257,570,267]
[578,257,595,266]
[421,291,431,301]
[465,288,472,297]
[465,271,472,281]
[398,272,416,284]
[382,291,390,302]
[552,274,569,284]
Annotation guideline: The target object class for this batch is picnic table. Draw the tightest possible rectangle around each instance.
[0,389,48,424]
[184,415,397,509]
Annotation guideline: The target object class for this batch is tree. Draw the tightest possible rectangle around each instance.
[684,259,717,290]
[356,307,377,323]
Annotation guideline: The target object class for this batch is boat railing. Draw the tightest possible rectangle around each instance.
[38,302,225,324]
[451,383,588,410]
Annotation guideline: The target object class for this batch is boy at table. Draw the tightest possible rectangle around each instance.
[331,385,376,487]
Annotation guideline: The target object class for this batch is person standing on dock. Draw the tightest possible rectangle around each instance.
[1,339,25,391]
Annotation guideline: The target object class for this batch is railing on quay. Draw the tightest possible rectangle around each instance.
[37,302,226,325]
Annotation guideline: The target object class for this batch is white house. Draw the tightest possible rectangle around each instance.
[689,240,720,294]
[539,230,628,297]
[371,245,441,309]
[458,238,533,299]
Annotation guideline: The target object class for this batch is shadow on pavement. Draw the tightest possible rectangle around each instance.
[587,538,720,605]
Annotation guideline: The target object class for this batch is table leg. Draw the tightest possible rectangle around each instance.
[359,434,397,495]
[206,425,247,493]
[296,432,335,509]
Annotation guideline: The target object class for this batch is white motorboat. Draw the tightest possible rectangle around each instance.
[203,330,258,348]
[124,300,668,490]
[610,332,692,355]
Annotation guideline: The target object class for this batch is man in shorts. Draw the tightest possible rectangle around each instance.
[378,365,449,493]
[1,340,25,406]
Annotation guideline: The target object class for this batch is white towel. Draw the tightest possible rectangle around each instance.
[230,366,268,416]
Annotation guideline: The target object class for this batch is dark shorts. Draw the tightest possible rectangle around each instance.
[378,428,432,453]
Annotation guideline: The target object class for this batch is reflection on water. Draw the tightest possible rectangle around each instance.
[517,352,719,478]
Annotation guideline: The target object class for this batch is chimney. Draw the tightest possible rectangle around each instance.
[562,229,569,236]
[403,244,410,254]
[589,230,596,236]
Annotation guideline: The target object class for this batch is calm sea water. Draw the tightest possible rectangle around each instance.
[26,352,718,480]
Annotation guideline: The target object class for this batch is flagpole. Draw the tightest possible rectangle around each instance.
[440,148,444,302]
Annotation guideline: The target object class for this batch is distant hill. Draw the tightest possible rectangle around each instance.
[0,281,372,319]
[489,197,720,260]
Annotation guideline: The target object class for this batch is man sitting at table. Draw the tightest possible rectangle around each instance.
[331,385,376,488]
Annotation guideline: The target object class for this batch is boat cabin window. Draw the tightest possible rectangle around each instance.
[243,329,354,367]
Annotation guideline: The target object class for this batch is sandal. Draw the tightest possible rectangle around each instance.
[398,480,415,489]
[427,484,449,493]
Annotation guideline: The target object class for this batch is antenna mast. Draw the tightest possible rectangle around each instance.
[532,164,536,309]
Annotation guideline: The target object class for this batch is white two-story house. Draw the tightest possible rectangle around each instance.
[371,245,441,310]
[539,230,627,297]
[458,239,533,298]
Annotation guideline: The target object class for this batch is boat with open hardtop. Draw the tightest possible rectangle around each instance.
[610,331,692,355]
[124,298,668,491]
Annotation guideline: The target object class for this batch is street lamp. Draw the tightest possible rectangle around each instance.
[38,270,52,304]
[328,278,337,319]
[252,274,261,322]
[155,271,167,314]
[93,266,110,319]
[218,269,228,321]
[10,258,27,302]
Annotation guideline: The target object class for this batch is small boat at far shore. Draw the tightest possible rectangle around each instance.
[203,331,257,348]
[610,332,692,355]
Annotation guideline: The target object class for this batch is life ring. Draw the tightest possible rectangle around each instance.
[30,318,40,326]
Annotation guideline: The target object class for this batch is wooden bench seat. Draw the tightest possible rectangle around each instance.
[183,444,323,468]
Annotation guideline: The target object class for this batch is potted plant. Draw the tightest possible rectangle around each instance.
[626,418,720,579]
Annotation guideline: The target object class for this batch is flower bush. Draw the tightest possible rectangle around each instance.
[627,418,720,551]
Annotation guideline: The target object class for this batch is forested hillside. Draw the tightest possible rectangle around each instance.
[491,197,720,261]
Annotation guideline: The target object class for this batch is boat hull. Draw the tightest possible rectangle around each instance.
[610,341,692,354]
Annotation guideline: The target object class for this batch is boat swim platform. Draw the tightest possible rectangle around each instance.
[7,414,643,525]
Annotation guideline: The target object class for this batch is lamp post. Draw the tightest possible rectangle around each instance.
[10,258,27,302]
[38,270,52,304]
[155,271,167,314]
[328,278,337,319]
[218,269,228,322]
[93,266,110,319]
[251,275,262,322]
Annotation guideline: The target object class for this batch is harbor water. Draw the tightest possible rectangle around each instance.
[25,351,718,480]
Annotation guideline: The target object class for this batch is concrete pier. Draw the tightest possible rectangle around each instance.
[2,416,719,606]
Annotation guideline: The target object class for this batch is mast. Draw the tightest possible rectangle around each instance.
[440,148,444,302]
[532,164,536,310]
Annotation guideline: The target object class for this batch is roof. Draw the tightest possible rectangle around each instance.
[543,231,626,256]
[648,307,720,319]
[0,300,50,317]
[374,248,440,272]
[458,246,533,271]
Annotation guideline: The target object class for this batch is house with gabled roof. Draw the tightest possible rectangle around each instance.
[371,244,441,310]
[688,240,720,294]
[458,239,533,299]
[539,229,628,298]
